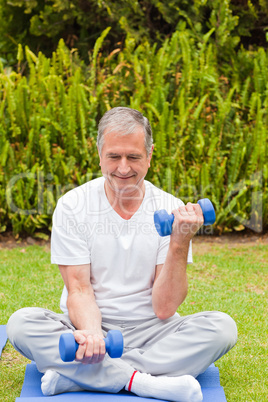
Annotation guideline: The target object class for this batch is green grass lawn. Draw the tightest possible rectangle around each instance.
[0,239,267,401]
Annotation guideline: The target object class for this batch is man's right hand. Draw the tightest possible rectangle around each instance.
[73,330,106,364]
[59,264,105,364]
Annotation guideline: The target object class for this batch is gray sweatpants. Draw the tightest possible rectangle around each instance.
[7,308,237,394]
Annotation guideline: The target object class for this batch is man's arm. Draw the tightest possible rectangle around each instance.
[152,202,204,320]
[59,264,106,364]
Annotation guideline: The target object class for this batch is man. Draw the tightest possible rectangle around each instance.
[7,107,237,402]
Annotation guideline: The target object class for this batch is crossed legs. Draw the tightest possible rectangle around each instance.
[7,308,237,401]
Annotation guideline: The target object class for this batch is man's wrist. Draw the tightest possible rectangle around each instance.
[169,238,190,255]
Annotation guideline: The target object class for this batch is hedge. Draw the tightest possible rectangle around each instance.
[1,0,268,67]
[0,28,267,235]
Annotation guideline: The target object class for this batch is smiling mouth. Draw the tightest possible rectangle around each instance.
[115,176,134,179]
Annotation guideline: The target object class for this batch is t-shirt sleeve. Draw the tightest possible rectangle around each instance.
[51,196,90,265]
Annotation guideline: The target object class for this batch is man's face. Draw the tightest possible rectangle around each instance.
[98,128,153,196]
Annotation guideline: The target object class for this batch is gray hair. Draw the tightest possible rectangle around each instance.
[97,107,153,156]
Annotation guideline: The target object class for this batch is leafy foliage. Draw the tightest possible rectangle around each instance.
[0,0,268,67]
[0,29,267,235]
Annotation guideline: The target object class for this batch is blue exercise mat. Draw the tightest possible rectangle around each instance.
[0,325,8,356]
[15,361,227,402]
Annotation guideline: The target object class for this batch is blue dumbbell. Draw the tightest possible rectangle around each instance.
[154,198,216,237]
[59,329,124,362]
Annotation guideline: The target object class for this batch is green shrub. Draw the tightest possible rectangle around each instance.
[1,0,267,67]
[0,30,267,235]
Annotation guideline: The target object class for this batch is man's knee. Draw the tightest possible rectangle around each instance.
[6,307,40,355]
[211,311,237,351]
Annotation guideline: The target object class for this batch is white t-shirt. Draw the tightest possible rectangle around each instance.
[51,177,192,321]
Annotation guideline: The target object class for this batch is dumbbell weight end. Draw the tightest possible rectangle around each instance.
[197,198,216,226]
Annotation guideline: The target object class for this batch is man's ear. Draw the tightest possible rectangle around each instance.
[97,147,102,166]
[148,144,154,167]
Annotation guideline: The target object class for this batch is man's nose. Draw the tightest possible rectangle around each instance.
[118,157,131,175]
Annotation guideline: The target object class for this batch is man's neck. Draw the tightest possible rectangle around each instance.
[104,180,145,220]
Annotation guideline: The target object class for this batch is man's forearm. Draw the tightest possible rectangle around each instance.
[152,241,189,320]
[67,291,103,336]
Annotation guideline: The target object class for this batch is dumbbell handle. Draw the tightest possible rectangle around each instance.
[59,329,123,362]
[154,198,216,237]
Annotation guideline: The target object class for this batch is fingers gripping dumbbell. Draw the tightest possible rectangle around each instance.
[59,329,124,362]
[154,198,216,237]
